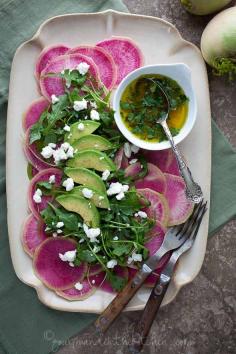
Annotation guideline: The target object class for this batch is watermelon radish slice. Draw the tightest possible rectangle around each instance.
[96,36,144,85]
[39,53,100,101]
[125,162,166,194]
[68,45,117,90]
[143,149,180,176]
[87,271,106,287]
[88,263,103,276]
[164,173,194,226]
[25,129,56,168]
[33,238,87,290]
[28,168,62,219]
[22,214,47,257]
[114,147,129,169]
[23,97,49,131]
[35,44,70,79]
[56,279,96,301]
[137,188,169,226]
[24,143,51,171]
[100,266,129,293]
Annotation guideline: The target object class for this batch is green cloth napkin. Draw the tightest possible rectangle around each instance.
[0,1,235,353]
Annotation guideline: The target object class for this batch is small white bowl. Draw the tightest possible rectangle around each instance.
[113,63,197,150]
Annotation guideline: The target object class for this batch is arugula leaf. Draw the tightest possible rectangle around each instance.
[37,181,52,190]
[76,248,97,263]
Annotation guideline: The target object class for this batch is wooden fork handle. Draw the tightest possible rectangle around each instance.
[129,274,170,353]
[94,269,150,333]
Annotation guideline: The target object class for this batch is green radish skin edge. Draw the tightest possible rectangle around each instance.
[201,7,236,78]
[181,0,232,15]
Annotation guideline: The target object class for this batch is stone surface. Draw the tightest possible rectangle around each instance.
[58,1,236,353]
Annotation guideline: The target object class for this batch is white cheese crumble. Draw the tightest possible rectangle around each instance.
[113,236,119,241]
[74,281,83,291]
[52,232,57,238]
[83,224,101,243]
[33,188,42,204]
[92,245,100,253]
[77,62,90,75]
[51,94,59,104]
[90,109,100,121]
[62,178,74,191]
[106,182,129,197]
[82,188,93,199]
[134,211,148,219]
[48,143,56,148]
[49,175,55,184]
[124,142,132,158]
[127,252,143,264]
[90,101,97,109]
[59,249,77,262]
[73,99,87,111]
[53,148,67,164]
[56,221,64,228]
[78,122,85,131]
[107,259,117,269]
[116,192,125,200]
[131,144,140,154]
[57,229,63,234]
[63,124,70,132]
[102,169,110,181]
[91,279,96,284]
[41,145,54,159]
[129,158,138,165]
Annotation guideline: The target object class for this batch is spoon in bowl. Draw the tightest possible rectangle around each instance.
[147,78,203,204]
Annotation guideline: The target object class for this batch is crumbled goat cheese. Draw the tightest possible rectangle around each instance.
[62,178,74,191]
[74,282,83,291]
[63,124,70,132]
[90,101,97,109]
[77,62,90,75]
[124,142,132,158]
[56,221,64,228]
[33,188,42,203]
[69,262,74,267]
[91,279,96,284]
[59,249,77,262]
[93,245,100,253]
[131,144,140,154]
[66,145,74,159]
[73,99,87,111]
[61,142,70,151]
[79,238,85,243]
[134,211,148,219]
[82,188,93,199]
[113,236,119,241]
[48,143,56,148]
[49,175,55,184]
[129,158,138,165]
[41,145,54,159]
[106,182,129,196]
[90,109,100,121]
[116,192,125,200]
[51,94,59,104]
[52,232,57,238]
[53,148,67,164]
[78,122,85,131]
[132,253,143,262]
[57,229,63,234]
[107,259,118,269]
[102,169,110,181]
[83,224,101,243]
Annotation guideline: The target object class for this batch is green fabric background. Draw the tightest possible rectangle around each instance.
[0,1,235,353]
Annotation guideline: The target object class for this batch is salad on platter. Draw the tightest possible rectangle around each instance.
[22,37,193,301]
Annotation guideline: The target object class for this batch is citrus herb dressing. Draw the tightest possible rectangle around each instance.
[120,74,188,142]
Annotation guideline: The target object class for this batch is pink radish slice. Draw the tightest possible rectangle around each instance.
[24,144,51,171]
[35,44,70,79]
[96,36,144,85]
[39,53,100,101]
[68,45,117,90]
[125,162,166,194]
[23,97,50,131]
[164,173,194,226]
[88,263,103,276]
[22,214,47,257]
[137,188,169,226]
[100,266,129,294]
[143,149,180,176]
[87,271,106,287]
[56,279,96,301]
[28,168,62,219]
[114,147,129,169]
[25,129,56,168]
[33,238,87,290]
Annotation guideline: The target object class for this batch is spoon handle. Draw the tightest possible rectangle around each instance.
[161,121,203,203]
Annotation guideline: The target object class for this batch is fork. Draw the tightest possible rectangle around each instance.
[129,202,207,353]
[94,202,204,333]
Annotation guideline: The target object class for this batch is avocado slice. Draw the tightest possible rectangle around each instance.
[56,195,100,227]
[64,167,106,194]
[64,120,100,144]
[66,150,116,172]
[70,186,109,209]
[72,134,113,152]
